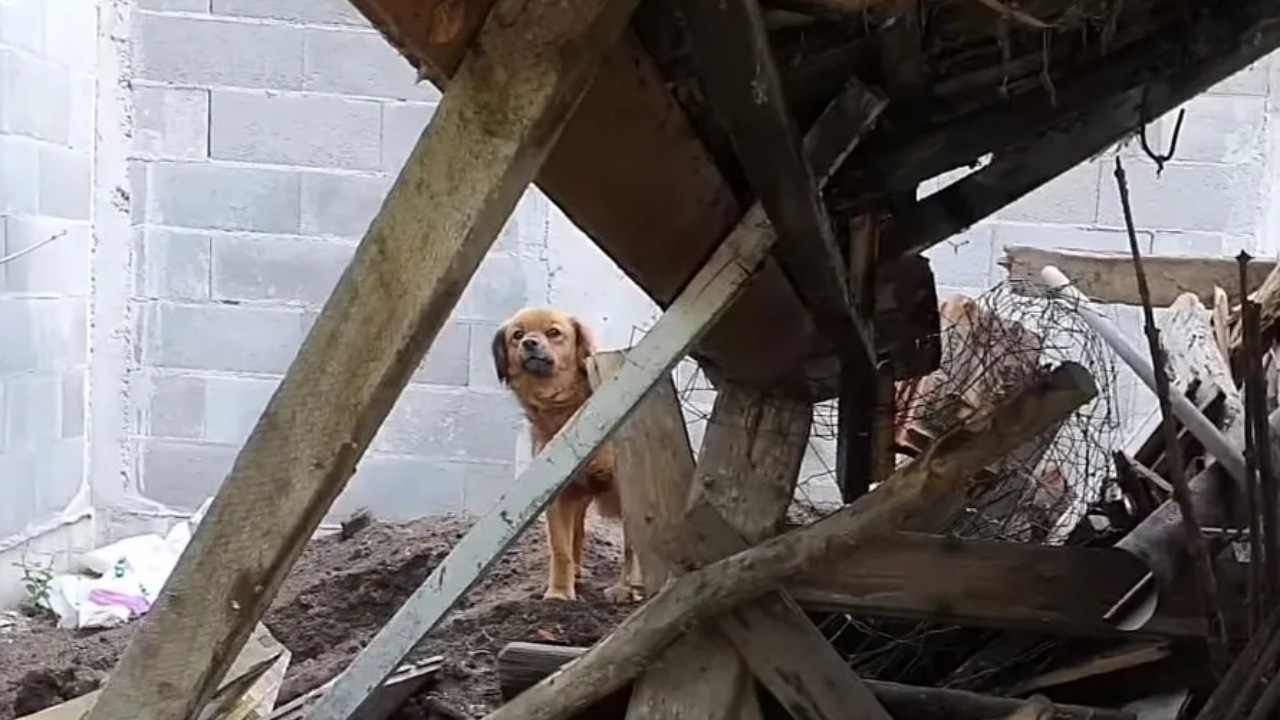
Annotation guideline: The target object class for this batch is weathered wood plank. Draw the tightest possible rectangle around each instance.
[998,245,1275,308]
[484,362,1097,720]
[588,351,695,597]
[789,532,1209,637]
[495,642,1138,720]
[679,0,876,366]
[85,0,641,718]
[627,385,813,720]
[879,0,1280,257]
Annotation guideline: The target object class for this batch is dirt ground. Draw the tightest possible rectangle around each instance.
[0,511,638,720]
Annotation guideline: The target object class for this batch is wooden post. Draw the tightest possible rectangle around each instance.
[483,362,1097,720]
[84,0,640,718]
[588,351,696,596]
[625,384,814,720]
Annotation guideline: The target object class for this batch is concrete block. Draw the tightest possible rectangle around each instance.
[461,461,520,515]
[456,252,532,322]
[1096,161,1264,235]
[372,386,521,462]
[412,321,470,387]
[0,382,4,451]
[134,14,304,90]
[212,0,365,26]
[210,90,382,171]
[139,440,236,510]
[303,28,438,101]
[203,375,278,446]
[61,369,83,438]
[467,321,503,390]
[38,146,91,221]
[142,302,305,375]
[36,438,83,514]
[42,0,97,71]
[1162,95,1266,165]
[4,373,60,450]
[212,234,353,307]
[996,160,1102,225]
[133,86,210,160]
[380,102,436,172]
[0,299,86,373]
[3,217,90,295]
[0,135,39,215]
[128,161,148,226]
[68,75,94,151]
[143,161,302,233]
[923,223,995,289]
[299,170,392,238]
[0,50,71,145]
[146,373,205,440]
[0,0,45,53]
[0,451,38,536]
[138,0,210,11]
[331,455,468,521]
[134,227,212,301]
[1150,230,1227,257]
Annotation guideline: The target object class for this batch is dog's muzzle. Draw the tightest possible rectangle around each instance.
[520,341,555,376]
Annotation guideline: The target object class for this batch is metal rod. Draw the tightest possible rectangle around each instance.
[1040,264,1247,488]
[1111,157,1226,673]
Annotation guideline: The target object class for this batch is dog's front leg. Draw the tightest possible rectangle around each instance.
[543,495,578,601]
[603,526,643,604]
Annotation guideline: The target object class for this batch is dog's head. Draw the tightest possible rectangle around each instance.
[491,307,596,387]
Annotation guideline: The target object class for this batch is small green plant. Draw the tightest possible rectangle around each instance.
[13,555,55,617]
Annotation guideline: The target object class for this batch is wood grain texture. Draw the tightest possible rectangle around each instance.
[484,362,1097,720]
[84,0,638,716]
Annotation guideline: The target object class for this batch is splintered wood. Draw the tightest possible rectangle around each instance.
[485,362,1097,720]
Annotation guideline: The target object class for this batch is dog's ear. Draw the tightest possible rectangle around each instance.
[491,324,510,385]
[570,316,597,372]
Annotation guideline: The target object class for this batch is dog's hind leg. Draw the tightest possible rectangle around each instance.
[543,494,578,601]
[570,494,590,577]
[604,526,643,604]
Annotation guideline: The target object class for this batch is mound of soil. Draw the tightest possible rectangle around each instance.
[0,511,637,720]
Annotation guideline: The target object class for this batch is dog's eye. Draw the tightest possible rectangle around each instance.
[546,327,562,339]
[511,330,524,341]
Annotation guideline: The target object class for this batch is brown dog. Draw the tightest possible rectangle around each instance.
[492,307,641,603]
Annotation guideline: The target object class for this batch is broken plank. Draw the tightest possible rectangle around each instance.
[1003,642,1174,695]
[87,1,644,720]
[627,384,815,720]
[998,245,1275,308]
[679,0,876,366]
[495,642,1138,720]
[486,362,1097,720]
[788,532,1207,637]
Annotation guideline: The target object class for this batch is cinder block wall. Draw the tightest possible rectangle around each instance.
[0,0,96,597]
[2,0,1279,567]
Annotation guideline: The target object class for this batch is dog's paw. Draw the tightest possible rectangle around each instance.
[603,584,641,605]
[543,587,577,602]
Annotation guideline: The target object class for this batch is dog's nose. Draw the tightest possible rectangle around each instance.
[521,337,539,351]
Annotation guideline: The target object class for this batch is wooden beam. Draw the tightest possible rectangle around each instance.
[999,245,1276,307]
[305,212,783,720]
[627,385,815,720]
[485,362,1097,720]
[588,351,695,597]
[86,1,638,718]
[679,0,877,367]
[495,642,1138,720]
[881,0,1280,257]
[788,532,1209,637]
[834,0,1280,216]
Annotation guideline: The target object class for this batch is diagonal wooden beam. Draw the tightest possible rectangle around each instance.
[83,0,641,719]
[879,0,1280,258]
[679,0,879,369]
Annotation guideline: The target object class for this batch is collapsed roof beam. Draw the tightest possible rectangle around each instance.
[881,0,1280,258]
[680,0,880,372]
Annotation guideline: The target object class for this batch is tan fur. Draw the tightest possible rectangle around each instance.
[492,307,641,603]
